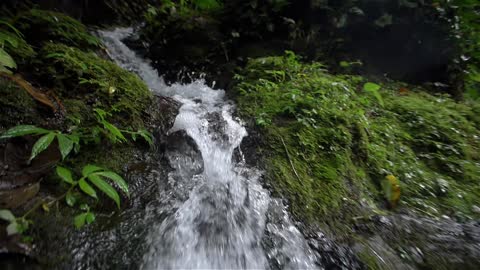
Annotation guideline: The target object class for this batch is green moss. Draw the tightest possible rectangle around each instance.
[36,43,152,129]
[0,77,42,130]
[13,9,101,50]
[235,52,480,229]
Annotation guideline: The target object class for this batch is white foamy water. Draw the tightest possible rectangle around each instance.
[99,27,318,270]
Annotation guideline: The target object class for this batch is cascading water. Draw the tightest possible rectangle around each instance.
[99,28,318,269]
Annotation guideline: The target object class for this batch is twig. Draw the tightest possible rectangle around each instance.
[280,136,301,182]
[0,72,56,111]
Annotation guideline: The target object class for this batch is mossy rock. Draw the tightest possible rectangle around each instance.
[35,43,152,129]
[13,9,101,50]
[235,52,480,228]
[0,77,43,130]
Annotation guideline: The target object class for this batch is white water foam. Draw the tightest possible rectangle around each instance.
[99,27,318,270]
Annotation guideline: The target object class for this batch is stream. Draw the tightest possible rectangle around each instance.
[98,27,319,269]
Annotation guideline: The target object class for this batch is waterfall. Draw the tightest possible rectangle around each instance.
[98,27,318,270]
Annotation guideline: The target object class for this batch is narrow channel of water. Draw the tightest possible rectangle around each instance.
[99,27,318,269]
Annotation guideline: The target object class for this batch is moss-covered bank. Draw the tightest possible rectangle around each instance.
[234,52,480,267]
[0,9,176,263]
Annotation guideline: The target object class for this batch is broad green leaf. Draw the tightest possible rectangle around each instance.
[381,175,401,208]
[0,125,49,139]
[94,171,129,196]
[0,64,12,74]
[0,47,16,69]
[363,82,381,92]
[0,32,18,47]
[0,209,15,221]
[74,213,87,229]
[79,178,97,199]
[6,222,19,235]
[30,132,55,161]
[82,164,103,177]
[88,174,120,208]
[85,212,95,224]
[66,191,76,207]
[57,134,74,160]
[363,82,384,107]
[56,166,74,184]
[16,219,29,233]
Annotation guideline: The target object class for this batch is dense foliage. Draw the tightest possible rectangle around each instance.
[0,9,156,235]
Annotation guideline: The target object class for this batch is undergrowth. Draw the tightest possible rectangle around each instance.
[235,52,480,229]
[13,9,101,50]
[35,43,152,129]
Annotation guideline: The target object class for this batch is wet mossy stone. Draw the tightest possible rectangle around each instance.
[235,53,480,227]
[0,77,43,130]
[13,9,101,50]
[36,43,152,129]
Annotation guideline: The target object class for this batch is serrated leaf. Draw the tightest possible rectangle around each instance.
[6,222,19,235]
[56,166,74,184]
[88,174,120,208]
[85,212,95,224]
[79,178,97,199]
[94,171,129,197]
[30,132,55,161]
[57,134,73,160]
[0,125,49,139]
[82,165,103,177]
[66,191,76,207]
[74,213,87,229]
[0,209,15,221]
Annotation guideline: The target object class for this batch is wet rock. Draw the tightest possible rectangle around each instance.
[472,205,480,215]
[0,137,60,209]
[165,130,204,178]
[355,212,480,269]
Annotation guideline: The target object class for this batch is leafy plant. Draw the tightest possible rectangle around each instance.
[57,165,129,209]
[0,20,23,74]
[0,125,79,160]
[0,209,30,236]
[73,204,95,229]
[94,108,153,146]
[363,82,384,107]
